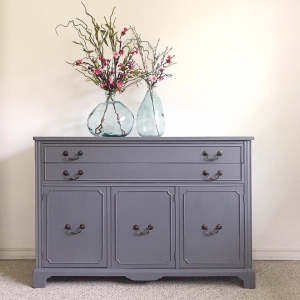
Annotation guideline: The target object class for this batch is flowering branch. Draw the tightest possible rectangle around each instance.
[131,27,175,88]
[55,3,143,93]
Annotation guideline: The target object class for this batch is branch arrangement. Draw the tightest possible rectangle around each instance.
[56,3,175,93]
[55,3,143,94]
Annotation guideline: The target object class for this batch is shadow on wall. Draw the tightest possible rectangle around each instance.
[0,147,35,249]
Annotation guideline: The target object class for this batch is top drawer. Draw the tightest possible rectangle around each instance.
[43,144,243,163]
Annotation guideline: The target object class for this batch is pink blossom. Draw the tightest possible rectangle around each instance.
[113,52,120,58]
[150,75,157,83]
[119,49,125,56]
[100,83,107,88]
[117,82,123,88]
[75,59,82,66]
[159,67,164,72]
[94,68,102,75]
[166,55,172,64]
[135,49,139,54]
[121,27,128,36]
[159,76,164,81]
[108,76,114,84]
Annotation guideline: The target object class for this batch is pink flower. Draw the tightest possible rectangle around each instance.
[117,82,123,88]
[108,76,114,84]
[121,27,128,36]
[119,49,125,56]
[166,55,172,64]
[150,75,157,83]
[135,49,139,54]
[75,59,82,66]
[100,83,107,88]
[94,68,102,75]
[159,76,165,81]
[113,52,120,58]
[159,67,164,72]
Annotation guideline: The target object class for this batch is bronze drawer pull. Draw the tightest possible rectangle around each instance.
[63,170,84,180]
[202,150,223,161]
[202,224,222,235]
[202,170,223,180]
[63,150,83,161]
[65,223,86,234]
[133,224,154,235]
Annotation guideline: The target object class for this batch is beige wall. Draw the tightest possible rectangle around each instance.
[1,0,300,259]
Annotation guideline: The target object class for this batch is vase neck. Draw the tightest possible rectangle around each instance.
[105,91,116,102]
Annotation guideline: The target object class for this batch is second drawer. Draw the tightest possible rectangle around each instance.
[44,163,243,181]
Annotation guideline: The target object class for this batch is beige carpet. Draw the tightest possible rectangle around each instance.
[0,260,299,300]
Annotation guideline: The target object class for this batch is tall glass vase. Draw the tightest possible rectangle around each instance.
[136,86,165,137]
[87,91,134,137]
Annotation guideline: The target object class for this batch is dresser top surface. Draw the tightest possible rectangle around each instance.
[33,136,254,142]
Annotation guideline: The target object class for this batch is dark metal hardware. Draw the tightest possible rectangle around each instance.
[133,224,154,235]
[202,224,222,235]
[65,224,71,230]
[202,170,223,180]
[202,150,223,161]
[65,223,86,234]
[63,150,83,161]
[63,170,84,180]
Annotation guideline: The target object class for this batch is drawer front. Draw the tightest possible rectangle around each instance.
[42,187,107,268]
[43,144,242,163]
[180,186,245,269]
[112,187,175,269]
[44,163,242,181]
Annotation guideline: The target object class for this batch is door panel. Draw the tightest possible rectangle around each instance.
[112,187,175,269]
[42,187,107,268]
[180,186,244,269]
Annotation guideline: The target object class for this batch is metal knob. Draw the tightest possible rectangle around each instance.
[216,224,222,230]
[201,224,208,230]
[65,224,71,230]
[63,170,69,176]
[217,151,223,156]
[202,170,209,176]
[79,224,85,229]
[63,151,69,156]
[148,224,154,230]
[78,170,84,176]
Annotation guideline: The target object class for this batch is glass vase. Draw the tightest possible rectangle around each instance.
[87,91,134,137]
[136,86,165,137]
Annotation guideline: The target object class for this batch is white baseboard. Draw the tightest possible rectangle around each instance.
[253,248,300,260]
[0,248,299,260]
[0,248,35,259]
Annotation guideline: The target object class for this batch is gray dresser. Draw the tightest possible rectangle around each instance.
[33,137,255,288]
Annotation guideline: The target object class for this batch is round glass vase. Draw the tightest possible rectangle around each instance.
[87,91,134,137]
[136,86,165,137]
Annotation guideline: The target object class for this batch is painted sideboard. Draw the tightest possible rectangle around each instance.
[33,137,255,288]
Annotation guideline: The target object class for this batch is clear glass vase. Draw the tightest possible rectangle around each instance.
[136,86,165,137]
[87,91,134,137]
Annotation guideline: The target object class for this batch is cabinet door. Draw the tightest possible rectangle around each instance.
[112,187,175,269]
[42,187,107,268]
[180,186,244,269]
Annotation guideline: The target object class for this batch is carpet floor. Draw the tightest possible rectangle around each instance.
[0,260,299,300]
